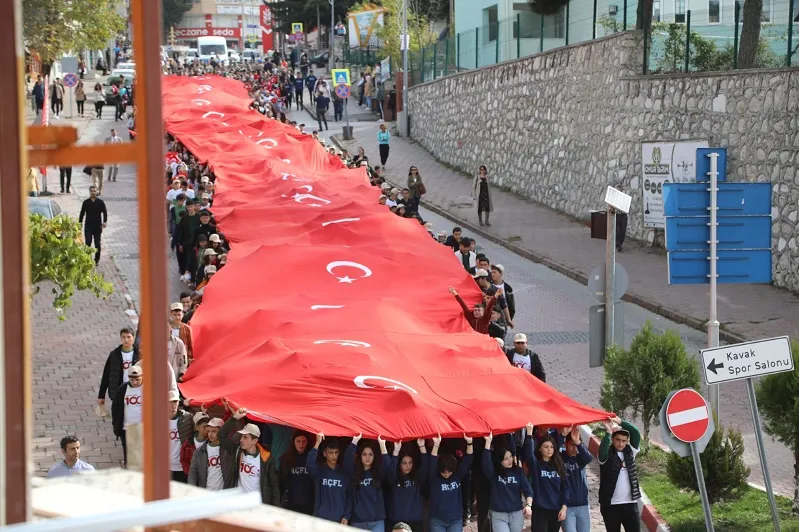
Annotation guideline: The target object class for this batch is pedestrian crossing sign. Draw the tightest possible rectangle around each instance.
[292,23,304,34]
[331,68,351,86]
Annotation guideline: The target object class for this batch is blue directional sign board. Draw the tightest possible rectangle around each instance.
[664,148,773,285]
[665,216,772,251]
[667,250,772,284]
[663,182,772,217]
[695,148,727,183]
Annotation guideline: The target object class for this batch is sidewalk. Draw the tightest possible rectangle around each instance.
[332,123,799,344]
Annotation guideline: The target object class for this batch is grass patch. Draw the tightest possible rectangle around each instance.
[638,447,799,531]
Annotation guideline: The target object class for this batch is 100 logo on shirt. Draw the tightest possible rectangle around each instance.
[208,456,221,467]
[125,396,142,405]
[240,462,258,474]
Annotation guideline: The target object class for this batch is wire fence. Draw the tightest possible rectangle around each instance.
[645,0,798,74]
[342,1,799,83]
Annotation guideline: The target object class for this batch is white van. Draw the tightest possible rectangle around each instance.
[197,36,228,64]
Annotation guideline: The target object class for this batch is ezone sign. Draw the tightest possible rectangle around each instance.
[175,27,241,38]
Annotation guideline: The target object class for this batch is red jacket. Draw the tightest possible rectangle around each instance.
[455,295,495,334]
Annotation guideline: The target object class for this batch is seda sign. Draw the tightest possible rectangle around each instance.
[174,27,242,39]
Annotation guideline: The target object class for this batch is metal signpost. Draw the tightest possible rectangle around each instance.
[587,261,628,367]
[603,186,631,350]
[700,336,793,532]
[663,148,773,419]
[62,73,78,119]
[661,389,715,532]
[335,83,351,138]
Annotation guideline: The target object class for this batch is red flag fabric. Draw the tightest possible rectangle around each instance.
[164,75,611,439]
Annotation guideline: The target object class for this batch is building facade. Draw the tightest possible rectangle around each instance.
[174,0,271,51]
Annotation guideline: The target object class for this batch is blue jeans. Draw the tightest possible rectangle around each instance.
[352,521,383,532]
[562,505,591,532]
[429,516,462,532]
[490,509,524,532]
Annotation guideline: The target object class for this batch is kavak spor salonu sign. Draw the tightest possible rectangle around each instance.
[175,27,241,38]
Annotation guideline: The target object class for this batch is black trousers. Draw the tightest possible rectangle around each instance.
[95,101,104,117]
[120,429,128,465]
[334,101,343,121]
[77,100,85,115]
[601,503,641,532]
[296,90,303,109]
[116,101,125,120]
[616,212,628,251]
[171,470,188,483]
[532,506,561,532]
[84,224,102,263]
[59,167,72,193]
[474,475,491,532]
[316,109,328,131]
[379,144,389,165]
[52,98,63,115]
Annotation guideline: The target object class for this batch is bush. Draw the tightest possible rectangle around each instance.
[600,321,701,440]
[756,340,799,513]
[666,419,751,504]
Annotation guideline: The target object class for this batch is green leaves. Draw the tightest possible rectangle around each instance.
[163,0,193,37]
[600,321,701,440]
[29,213,113,319]
[23,0,126,67]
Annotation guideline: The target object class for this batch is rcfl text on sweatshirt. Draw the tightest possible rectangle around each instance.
[522,436,570,511]
[428,453,473,522]
[562,443,593,507]
[482,450,533,513]
[386,453,429,522]
[306,448,352,522]
[284,452,313,506]
[343,443,390,523]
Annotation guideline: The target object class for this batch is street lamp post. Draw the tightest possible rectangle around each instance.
[328,0,335,71]
[401,0,409,135]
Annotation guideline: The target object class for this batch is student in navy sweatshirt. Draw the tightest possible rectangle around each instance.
[482,433,533,532]
[387,438,429,532]
[307,432,352,525]
[561,426,593,532]
[279,430,314,515]
[522,424,569,532]
[344,433,390,531]
[428,434,474,532]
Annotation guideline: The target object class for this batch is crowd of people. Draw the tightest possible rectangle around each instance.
[48,54,644,532]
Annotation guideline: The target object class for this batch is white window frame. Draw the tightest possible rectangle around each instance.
[708,0,721,24]
[760,0,772,23]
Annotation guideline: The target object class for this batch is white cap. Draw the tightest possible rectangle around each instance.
[168,390,180,401]
[495,337,505,348]
[473,269,489,279]
[170,302,183,311]
[514,333,528,343]
[238,423,261,438]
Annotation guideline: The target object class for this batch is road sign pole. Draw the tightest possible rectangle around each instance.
[604,207,617,351]
[707,151,721,418]
[690,441,716,532]
[69,87,73,119]
[746,377,782,532]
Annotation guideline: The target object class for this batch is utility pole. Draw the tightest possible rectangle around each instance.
[328,0,335,72]
[401,0,409,134]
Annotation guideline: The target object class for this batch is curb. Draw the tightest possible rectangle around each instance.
[580,426,671,532]
[330,131,749,346]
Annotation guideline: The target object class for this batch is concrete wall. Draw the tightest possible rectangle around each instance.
[407,31,799,291]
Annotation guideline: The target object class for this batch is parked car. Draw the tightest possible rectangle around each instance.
[28,197,62,219]
[310,50,329,68]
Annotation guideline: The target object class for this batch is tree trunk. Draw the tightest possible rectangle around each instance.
[637,0,653,30]
[793,448,799,514]
[738,0,763,69]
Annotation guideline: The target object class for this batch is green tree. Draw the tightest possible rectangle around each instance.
[600,321,701,440]
[364,0,439,75]
[22,0,126,73]
[756,340,799,513]
[666,418,750,504]
[29,214,113,318]
[163,0,192,38]
[270,0,359,37]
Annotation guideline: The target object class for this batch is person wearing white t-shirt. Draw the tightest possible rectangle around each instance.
[189,417,227,490]
[167,389,194,483]
[111,364,144,467]
[217,406,280,504]
[598,416,642,532]
[98,327,139,407]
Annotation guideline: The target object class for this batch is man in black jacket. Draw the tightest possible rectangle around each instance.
[177,200,200,282]
[490,264,515,320]
[98,327,140,407]
[78,185,107,264]
[111,364,144,466]
[505,333,545,382]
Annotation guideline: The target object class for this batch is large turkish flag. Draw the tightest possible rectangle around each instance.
[163,75,611,439]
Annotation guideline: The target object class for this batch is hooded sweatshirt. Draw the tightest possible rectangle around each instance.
[387,453,429,522]
[343,444,389,523]
[307,447,352,522]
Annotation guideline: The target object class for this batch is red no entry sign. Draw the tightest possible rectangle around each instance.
[666,389,710,443]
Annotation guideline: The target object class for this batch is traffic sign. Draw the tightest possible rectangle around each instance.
[335,84,350,99]
[247,34,257,43]
[587,263,628,303]
[62,73,78,88]
[294,31,304,40]
[701,335,794,385]
[665,215,772,251]
[666,388,710,443]
[663,182,772,217]
[291,22,303,34]
[331,68,351,86]
[659,390,715,457]
[667,249,772,285]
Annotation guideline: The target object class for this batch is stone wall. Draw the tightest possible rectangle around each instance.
[407,31,799,291]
